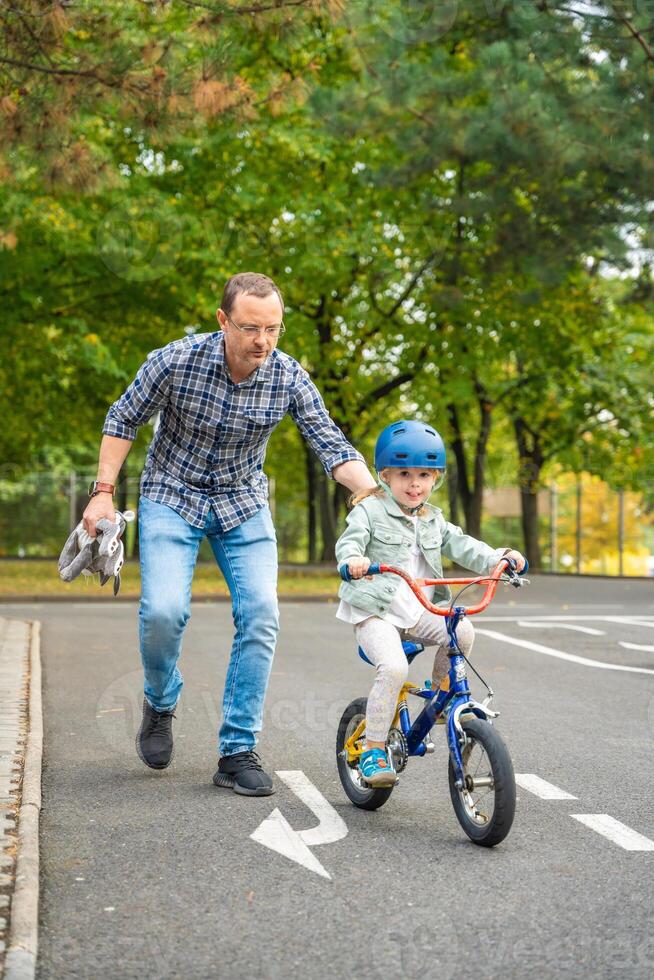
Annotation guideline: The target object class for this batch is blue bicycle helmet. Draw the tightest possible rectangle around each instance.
[374,420,447,472]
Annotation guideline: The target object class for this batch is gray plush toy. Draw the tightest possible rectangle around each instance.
[58,509,135,595]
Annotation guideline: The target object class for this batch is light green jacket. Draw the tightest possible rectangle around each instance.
[335,489,508,616]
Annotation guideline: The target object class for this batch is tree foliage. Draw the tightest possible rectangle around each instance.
[1,0,652,567]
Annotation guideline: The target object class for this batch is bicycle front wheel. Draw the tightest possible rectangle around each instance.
[448,718,516,847]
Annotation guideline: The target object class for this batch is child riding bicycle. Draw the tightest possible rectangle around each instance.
[335,420,526,788]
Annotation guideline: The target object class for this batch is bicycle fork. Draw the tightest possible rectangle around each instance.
[405,608,499,787]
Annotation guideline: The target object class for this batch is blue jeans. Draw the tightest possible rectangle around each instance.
[137,495,280,756]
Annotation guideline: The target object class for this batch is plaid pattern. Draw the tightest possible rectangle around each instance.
[102,331,364,530]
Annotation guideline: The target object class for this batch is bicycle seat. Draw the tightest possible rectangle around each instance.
[358,640,425,667]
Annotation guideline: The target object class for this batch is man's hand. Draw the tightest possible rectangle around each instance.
[83,494,116,539]
[347,556,372,580]
[332,460,377,493]
[505,549,527,572]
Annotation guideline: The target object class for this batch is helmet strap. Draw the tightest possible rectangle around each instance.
[378,475,424,516]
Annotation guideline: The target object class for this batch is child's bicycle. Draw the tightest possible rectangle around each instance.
[336,557,529,847]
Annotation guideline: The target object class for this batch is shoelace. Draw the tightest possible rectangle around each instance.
[150,708,176,733]
[233,750,264,771]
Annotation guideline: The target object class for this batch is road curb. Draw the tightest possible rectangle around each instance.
[3,621,42,980]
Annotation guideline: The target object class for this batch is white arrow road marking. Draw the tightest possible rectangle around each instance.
[515,774,577,800]
[476,629,654,676]
[250,770,348,880]
[276,771,348,847]
[571,815,654,852]
[250,809,332,879]
[619,641,654,652]
[517,621,606,635]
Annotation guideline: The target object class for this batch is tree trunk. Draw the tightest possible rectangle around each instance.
[513,417,543,569]
[305,446,318,562]
[318,468,338,562]
[520,485,541,570]
[446,392,493,538]
[467,387,493,539]
[447,460,459,525]
[332,481,349,533]
[116,460,128,514]
[446,401,470,527]
[115,460,136,558]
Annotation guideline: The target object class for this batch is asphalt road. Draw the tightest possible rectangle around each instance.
[2,574,654,980]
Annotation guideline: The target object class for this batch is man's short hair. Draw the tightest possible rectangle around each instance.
[221,272,284,317]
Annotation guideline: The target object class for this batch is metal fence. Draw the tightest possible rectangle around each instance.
[0,471,652,575]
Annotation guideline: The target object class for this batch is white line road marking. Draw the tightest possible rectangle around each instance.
[476,629,654,675]
[517,621,606,635]
[561,604,627,609]
[515,774,578,800]
[610,619,654,629]
[571,815,654,851]
[480,614,654,622]
[250,770,348,880]
[619,641,654,652]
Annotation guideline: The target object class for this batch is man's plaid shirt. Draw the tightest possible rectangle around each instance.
[102,331,364,531]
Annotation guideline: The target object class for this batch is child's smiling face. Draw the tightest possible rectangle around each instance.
[382,467,439,511]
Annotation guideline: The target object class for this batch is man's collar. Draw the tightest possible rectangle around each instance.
[213,330,275,386]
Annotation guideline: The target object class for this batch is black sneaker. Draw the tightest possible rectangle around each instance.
[212,751,274,796]
[135,698,176,770]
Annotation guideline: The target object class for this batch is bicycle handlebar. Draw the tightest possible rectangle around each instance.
[338,557,529,617]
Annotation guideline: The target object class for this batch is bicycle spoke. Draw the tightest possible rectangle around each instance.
[458,733,496,825]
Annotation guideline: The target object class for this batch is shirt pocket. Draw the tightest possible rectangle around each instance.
[370,524,405,562]
[217,407,286,449]
[419,526,444,574]
[242,408,287,433]
[419,526,442,550]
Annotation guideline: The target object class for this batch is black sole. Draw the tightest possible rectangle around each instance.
[212,771,274,796]
[135,730,174,770]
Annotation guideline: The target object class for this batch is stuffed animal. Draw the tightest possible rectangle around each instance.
[58,510,135,595]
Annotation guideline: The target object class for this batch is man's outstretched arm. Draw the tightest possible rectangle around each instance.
[288,370,376,491]
[83,344,174,536]
[83,435,133,537]
[332,459,376,494]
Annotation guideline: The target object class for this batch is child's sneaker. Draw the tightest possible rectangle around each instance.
[359,748,398,787]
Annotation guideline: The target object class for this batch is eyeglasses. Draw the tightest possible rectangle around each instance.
[225,313,286,338]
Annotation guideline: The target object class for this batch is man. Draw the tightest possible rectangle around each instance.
[83,272,376,796]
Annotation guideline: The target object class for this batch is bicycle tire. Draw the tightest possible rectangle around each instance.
[336,697,394,811]
[448,717,516,847]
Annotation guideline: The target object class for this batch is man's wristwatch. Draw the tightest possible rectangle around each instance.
[88,481,115,498]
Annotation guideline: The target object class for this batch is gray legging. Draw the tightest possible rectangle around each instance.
[354,611,475,743]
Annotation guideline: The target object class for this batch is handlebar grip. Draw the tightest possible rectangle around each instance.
[338,562,381,582]
[505,556,529,575]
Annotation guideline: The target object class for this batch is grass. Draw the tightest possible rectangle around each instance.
[0,560,339,599]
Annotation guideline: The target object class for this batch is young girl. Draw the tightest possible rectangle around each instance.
[335,419,525,787]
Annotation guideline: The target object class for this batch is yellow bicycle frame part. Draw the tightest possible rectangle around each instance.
[344,682,421,764]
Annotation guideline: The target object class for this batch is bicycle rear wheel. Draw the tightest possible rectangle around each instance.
[448,717,516,846]
[336,697,394,811]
